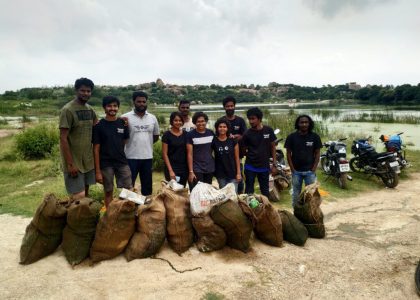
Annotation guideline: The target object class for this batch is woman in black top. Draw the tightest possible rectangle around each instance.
[162,112,188,186]
[212,118,241,192]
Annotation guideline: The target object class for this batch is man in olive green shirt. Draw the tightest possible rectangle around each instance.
[59,78,97,199]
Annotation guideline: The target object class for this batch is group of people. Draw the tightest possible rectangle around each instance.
[59,78,321,208]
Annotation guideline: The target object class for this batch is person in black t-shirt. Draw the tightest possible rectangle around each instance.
[223,96,247,193]
[93,96,132,207]
[187,112,215,191]
[242,107,277,198]
[162,112,188,186]
[284,115,322,207]
[212,118,241,192]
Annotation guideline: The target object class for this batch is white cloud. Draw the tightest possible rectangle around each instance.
[0,0,419,92]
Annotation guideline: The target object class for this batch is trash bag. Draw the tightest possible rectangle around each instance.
[239,194,283,247]
[61,198,101,265]
[90,199,136,262]
[192,214,226,252]
[125,196,166,261]
[278,210,308,246]
[294,182,326,238]
[161,184,193,254]
[210,199,252,253]
[190,182,237,216]
[20,194,67,265]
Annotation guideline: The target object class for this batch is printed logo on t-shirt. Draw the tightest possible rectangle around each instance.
[117,128,124,134]
[263,134,270,139]
[306,141,314,147]
[218,145,230,153]
[134,124,151,132]
[234,125,240,130]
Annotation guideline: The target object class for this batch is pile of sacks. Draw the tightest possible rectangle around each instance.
[19,181,325,266]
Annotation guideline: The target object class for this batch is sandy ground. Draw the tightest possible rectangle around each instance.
[0,129,19,138]
[1,175,420,300]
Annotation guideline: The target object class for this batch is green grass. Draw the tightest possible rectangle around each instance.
[201,292,225,300]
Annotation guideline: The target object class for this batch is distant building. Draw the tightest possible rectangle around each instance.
[347,82,361,90]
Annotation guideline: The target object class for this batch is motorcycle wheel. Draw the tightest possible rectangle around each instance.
[320,157,330,174]
[338,173,347,189]
[380,170,399,188]
[349,157,362,173]
[416,261,420,296]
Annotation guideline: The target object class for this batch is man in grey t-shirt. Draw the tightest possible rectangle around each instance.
[122,91,160,196]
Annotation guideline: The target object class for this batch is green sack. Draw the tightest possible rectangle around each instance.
[278,210,308,246]
[20,194,67,265]
[210,200,252,253]
[62,198,101,265]
[192,214,226,253]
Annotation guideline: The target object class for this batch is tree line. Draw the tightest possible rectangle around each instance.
[1,81,420,106]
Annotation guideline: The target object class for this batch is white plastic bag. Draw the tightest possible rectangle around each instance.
[119,188,146,205]
[190,182,237,216]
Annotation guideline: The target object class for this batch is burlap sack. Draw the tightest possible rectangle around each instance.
[125,195,166,261]
[239,195,283,247]
[90,199,136,262]
[294,182,325,238]
[278,210,308,246]
[61,198,101,265]
[192,214,226,252]
[161,185,193,254]
[20,194,67,265]
[210,199,252,253]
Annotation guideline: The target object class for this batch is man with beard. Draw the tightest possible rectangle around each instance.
[242,107,277,198]
[122,91,160,196]
[59,77,98,199]
[223,96,247,193]
[178,99,195,132]
[284,115,321,207]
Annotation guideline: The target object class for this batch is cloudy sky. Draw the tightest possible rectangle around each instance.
[0,0,419,92]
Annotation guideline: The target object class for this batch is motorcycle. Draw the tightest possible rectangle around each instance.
[320,138,353,189]
[349,138,400,188]
[379,132,409,169]
[268,129,292,202]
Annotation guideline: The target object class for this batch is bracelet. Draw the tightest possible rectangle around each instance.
[189,171,194,173]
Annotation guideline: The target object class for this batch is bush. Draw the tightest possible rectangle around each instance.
[153,140,164,171]
[15,123,59,159]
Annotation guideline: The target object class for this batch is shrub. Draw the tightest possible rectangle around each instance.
[15,123,59,159]
[153,140,164,171]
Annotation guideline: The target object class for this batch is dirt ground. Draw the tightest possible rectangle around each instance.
[1,174,420,300]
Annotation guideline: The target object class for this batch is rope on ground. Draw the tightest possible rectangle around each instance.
[151,257,202,273]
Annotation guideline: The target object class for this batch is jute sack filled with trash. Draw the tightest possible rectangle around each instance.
[20,194,68,265]
[278,210,308,246]
[125,195,166,261]
[192,214,226,252]
[61,198,101,266]
[90,199,136,262]
[239,194,283,247]
[210,199,252,253]
[161,183,193,254]
[293,182,326,238]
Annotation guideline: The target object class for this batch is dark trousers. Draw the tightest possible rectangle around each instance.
[127,159,153,196]
[189,172,213,192]
[164,168,188,187]
[237,163,244,194]
[244,169,270,198]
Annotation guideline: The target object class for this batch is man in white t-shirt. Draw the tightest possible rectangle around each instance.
[178,99,195,132]
[122,91,160,196]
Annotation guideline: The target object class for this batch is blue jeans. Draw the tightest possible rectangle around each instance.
[127,159,153,196]
[217,177,238,193]
[292,170,317,207]
[244,169,270,198]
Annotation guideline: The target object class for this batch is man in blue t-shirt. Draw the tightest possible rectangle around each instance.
[284,115,322,207]
[93,96,132,207]
[242,107,277,198]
